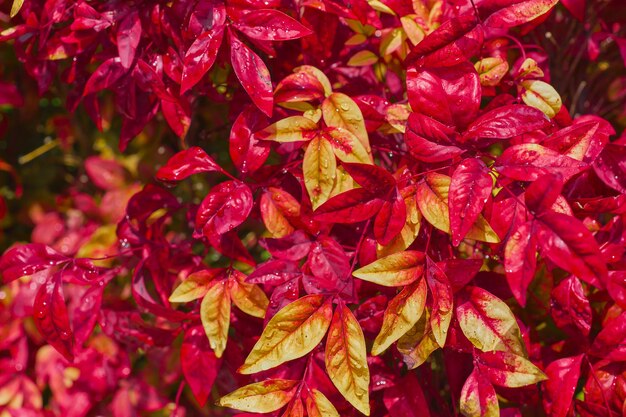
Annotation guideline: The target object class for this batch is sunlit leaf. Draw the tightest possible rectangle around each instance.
[322,93,370,154]
[228,270,269,318]
[460,368,499,417]
[255,116,318,143]
[353,251,425,286]
[218,379,300,413]
[303,136,337,209]
[305,388,340,417]
[169,269,219,303]
[200,280,230,358]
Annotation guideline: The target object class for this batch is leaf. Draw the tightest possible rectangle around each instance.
[377,187,421,257]
[542,355,583,417]
[196,180,254,236]
[456,286,526,356]
[181,326,222,407]
[542,119,609,163]
[593,143,626,193]
[524,173,563,214]
[406,62,480,130]
[34,279,74,361]
[374,187,407,245]
[169,269,219,303]
[314,188,385,224]
[372,278,428,355]
[536,212,607,288]
[260,187,301,238]
[322,93,370,154]
[460,368,499,417]
[495,143,587,181]
[218,379,300,413]
[117,11,141,69]
[283,397,305,417]
[156,147,226,182]
[353,251,425,286]
[305,388,340,417]
[340,162,395,195]
[10,0,24,18]
[504,222,538,306]
[589,311,626,361]
[229,105,270,174]
[230,31,274,116]
[348,50,379,66]
[405,113,464,163]
[416,173,499,243]
[303,136,337,209]
[0,243,67,283]
[255,116,318,143]
[228,270,269,318]
[474,57,509,87]
[200,281,230,358]
[462,105,550,142]
[234,9,313,41]
[426,258,453,347]
[325,303,370,415]
[274,71,326,105]
[239,295,333,374]
[476,350,547,388]
[180,21,226,93]
[397,310,439,369]
[323,127,372,164]
[550,276,592,336]
[448,158,493,246]
[520,80,562,118]
[83,57,127,96]
[383,373,432,417]
[484,0,559,28]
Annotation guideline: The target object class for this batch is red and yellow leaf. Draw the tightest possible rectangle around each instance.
[304,136,337,210]
[426,258,453,347]
[322,93,370,154]
[476,350,547,388]
[323,127,372,164]
[397,310,439,369]
[169,269,219,303]
[353,251,425,287]
[218,379,300,413]
[305,388,340,417]
[200,280,231,358]
[460,368,499,417]
[255,116,318,143]
[239,295,333,374]
[228,270,269,318]
[325,303,370,415]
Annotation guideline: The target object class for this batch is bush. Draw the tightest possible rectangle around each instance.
[1,0,626,416]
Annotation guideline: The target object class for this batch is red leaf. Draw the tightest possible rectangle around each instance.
[460,368,499,417]
[156,147,226,182]
[71,284,104,346]
[314,188,385,223]
[404,15,483,68]
[426,257,453,347]
[233,9,312,41]
[181,326,222,406]
[262,230,312,261]
[196,180,254,236]
[84,156,127,190]
[542,355,583,417]
[383,373,431,417]
[537,212,607,288]
[374,187,407,245]
[589,312,626,361]
[448,158,493,246]
[405,113,464,163]
[83,57,127,96]
[483,0,559,28]
[476,350,547,388]
[247,260,302,285]
[304,236,352,299]
[504,221,538,306]
[230,30,273,117]
[34,279,74,361]
[229,105,270,174]
[0,244,67,283]
[462,105,550,142]
[551,276,592,336]
[407,62,480,130]
[340,162,396,195]
[607,271,626,309]
[180,22,226,93]
[495,143,588,181]
[116,11,142,69]
[593,143,626,193]
[524,173,563,215]
[542,119,610,164]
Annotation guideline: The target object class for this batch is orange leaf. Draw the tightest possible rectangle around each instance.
[218,379,300,413]
[239,295,333,374]
[353,251,425,287]
[305,388,340,417]
[228,270,269,318]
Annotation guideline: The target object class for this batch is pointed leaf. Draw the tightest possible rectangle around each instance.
[460,368,499,417]
[484,0,559,28]
[323,127,372,164]
[156,147,225,183]
[325,303,370,415]
[169,269,219,303]
[181,326,222,407]
[397,311,439,369]
[305,388,340,417]
[239,295,333,374]
[34,279,74,361]
[372,278,427,355]
[374,187,407,245]
[551,276,592,336]
[304,136,337,209]
[495,143,587,181]
[229,271,269,318]
[234,9,313,41]
[542,355,583,417]
[117,11,142,69]
[426,258,453,347]
[353,251,425,287]
[255,116,318,143]
[504,222,538,306]
[180,23,226,93]
[476,350,547,388]
[201,281,230,358]
[0,243,67,283]
[519,80,562,118]
[229,105,270,174]
[322,93,370,154]
[218,379,300,413]
[462,105,549,142]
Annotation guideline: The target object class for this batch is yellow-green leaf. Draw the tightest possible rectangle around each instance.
[169,269,218,303]
[304,136,337,210]
[353,251,424,287]
[325,304,370,416]
[228,270,269,318]
[475,57,509,87]
[347,50,379,67]
[372,278,428,355]
[200,280,230,357]
[456,286,526,356]
[400,16,425,45]
[255,116,318,143]
[295,65,332,97]
[10,0,24,18]
[218,379,300,413]
[379,28,404,56]
[416,173,499,243]
[520,80,562,118]
[324,127,372,164]
[322,93,370,154]
[305,388,340,417]
[239,295,333,374]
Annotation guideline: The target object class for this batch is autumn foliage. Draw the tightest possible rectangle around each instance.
[1,0,626,416]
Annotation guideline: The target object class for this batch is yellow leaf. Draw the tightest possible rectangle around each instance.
[218,379,300,413]
[456,287,526,356]
[169,269,219,303]
[416,173,499,243]
[322,93,370,154]
[200,280,230,357]
[397,309,439,369]
[372,278,428,355]
[305,388,340,417]
[520,80,562,118]
[303,136,337,210]
[323,127,372,164]
[10,0,24,18]
[295,65,332,97]
[353,251,424,286]
[255,116,318,143]
[239,295,333,374]
[347,50,379,67]
[325,304,370,415]
[228,270,269,318]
